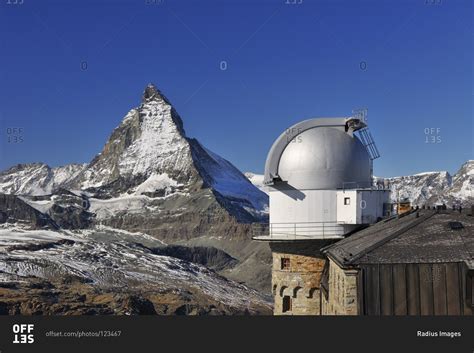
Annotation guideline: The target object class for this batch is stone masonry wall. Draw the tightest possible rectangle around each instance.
[270,241,332,315]
[321,258,359,315]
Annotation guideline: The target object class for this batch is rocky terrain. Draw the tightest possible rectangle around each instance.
[0,84,272,315]
[377,160,473,207]
[0,225,271,315]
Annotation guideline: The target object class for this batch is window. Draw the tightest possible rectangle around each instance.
[282,296,292,313]
[344,197,351,205]
[281,258,290,270]
[448,221,464,230]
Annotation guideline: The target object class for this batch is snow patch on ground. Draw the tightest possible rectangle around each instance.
[134,173,181,195]
[89,195,155,219]
[17,197,54,213]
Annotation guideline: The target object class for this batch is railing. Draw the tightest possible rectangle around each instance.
[341,181,390,191]
[252,221,345,240]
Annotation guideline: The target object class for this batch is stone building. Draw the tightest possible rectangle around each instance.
[270,241,329,315]
[321,208,473,315]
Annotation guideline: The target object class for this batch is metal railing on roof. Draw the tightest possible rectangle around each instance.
[252,221,345,240]
[340,181,390,191]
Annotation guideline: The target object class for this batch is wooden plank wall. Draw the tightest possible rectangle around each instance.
[360,263,472,316]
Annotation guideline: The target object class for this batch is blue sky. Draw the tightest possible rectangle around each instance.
[0,0,472,177]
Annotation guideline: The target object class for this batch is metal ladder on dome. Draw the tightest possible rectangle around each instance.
[352,108,380,160]
[358,127,380,160]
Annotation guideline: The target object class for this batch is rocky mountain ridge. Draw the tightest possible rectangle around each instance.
[0,84,272,313]
[379,160,473,206]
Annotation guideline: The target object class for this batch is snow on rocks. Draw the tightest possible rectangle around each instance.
[0,83,269,222]
[0,163,86,196]
[0,226,271,311]
[133,173,181,195]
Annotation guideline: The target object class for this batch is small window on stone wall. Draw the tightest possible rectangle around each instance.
[344,197,351,205]
[281,258,290,270]
[282,296,292,313]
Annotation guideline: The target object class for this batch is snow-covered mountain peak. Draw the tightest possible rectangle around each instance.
[117,95,189,178]
[459,160,474,174]
[142,82,169,104]
[0,83,268,226]
[375,163,472,206]
[448,160,473,200]
[71,84,193,190]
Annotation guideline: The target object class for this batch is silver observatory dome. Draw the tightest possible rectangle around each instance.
[264,118,372,190]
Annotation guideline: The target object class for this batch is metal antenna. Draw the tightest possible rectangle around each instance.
[352,108,368,125]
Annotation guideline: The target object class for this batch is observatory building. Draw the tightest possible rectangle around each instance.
[254,112,390,315]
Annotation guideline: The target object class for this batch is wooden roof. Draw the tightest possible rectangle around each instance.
[323,209,474,268]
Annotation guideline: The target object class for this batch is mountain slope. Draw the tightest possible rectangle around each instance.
[69,85,195,193]
[447,160,474,201]
[383,161,473,206]
[244,172,268,195]
[0,84,268,224]
[384,171,453,205]
[0,226,271,315]
[0,163,86,196]
[0,83,271,293]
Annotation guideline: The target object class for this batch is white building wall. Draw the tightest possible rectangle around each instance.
[269,189,337,224]
[336,189,390,224]
[269,189,348,238]
[267,188,389,238]
[336,190,358,224]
